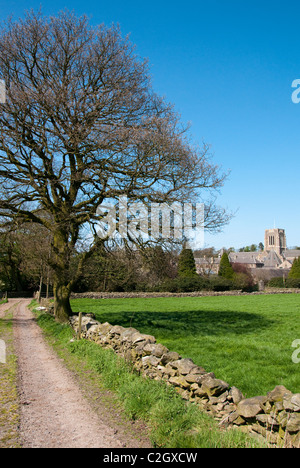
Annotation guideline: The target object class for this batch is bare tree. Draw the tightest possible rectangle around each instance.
[0,10,230,321]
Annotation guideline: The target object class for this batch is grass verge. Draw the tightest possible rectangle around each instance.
[31,301,265,448]
[0,307,20,448]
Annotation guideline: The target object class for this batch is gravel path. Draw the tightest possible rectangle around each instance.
[11,299,146,448]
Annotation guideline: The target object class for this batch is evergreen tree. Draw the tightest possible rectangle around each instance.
[289,257,300,279]
[218,252,234,279]
[178,248,197,277]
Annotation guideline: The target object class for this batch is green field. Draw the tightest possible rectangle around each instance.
[71,294,300,398]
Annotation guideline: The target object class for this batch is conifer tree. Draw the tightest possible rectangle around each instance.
[288,257,300,279]
[178,248,197,277]
[218,252,234,279]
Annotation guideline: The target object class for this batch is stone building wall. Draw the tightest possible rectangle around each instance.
[69,314,300,448]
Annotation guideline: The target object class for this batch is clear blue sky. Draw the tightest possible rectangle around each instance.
[1,0,300,249]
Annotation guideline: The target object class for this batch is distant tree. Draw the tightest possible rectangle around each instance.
[239,244,258,252]
[194,247,217,258]
[258,242,264,251]
[289,257,300,279]
[0,222,53,292]
[178,248,197,277]
[218,252,234,279]
[232,263,255,290]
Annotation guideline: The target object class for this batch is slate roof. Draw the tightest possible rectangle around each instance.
[263,250,282,268]
[228,252,263,264]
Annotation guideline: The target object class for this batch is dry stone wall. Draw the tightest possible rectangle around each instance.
[69,314,300,448]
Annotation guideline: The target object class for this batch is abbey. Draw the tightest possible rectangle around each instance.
[195,228,300,281]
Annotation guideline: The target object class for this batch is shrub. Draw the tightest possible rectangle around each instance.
[159,276,209,293]
[268,277,285,288]
[285,277,300,288]
[233,272,258,292]
[207,276,234,291]
[218,253,234,279]
[288,257,300,279]
[177,248,197,277]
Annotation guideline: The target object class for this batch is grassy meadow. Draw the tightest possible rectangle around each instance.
[71,293,300,398]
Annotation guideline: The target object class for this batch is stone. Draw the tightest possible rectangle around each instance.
[286,413,300,433]
[168,358,197,374]
[290,432,300,448]
[201,377,230,397]
[228,386,244,404]
[169,376,190,389]
[160,351,181,365]
[274,401,284,412]
[175,388,190,400]
[98,322,113,334]
[290,394,300,412]
[193,386,209,398]
[267,385,292,403]
[256,413,279,427]
[109,325,127,335]
[143,343,157,355]
[163,364,177,377]
[277,410,288,428]
[119,328,139,342]
[188,366,207,375]
[184,374,204,384]
[86,324,101,337]
[229,412,246,426]
[141,356,160,368]
[237,396,267,419]
[283,393,300,412]
[151,343,169,358]
[134,341,149,355]
[131,332,156,345]
[197,372,216,383]
[209,391,229,405]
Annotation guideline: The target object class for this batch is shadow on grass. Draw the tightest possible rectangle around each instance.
[90,309,274,338]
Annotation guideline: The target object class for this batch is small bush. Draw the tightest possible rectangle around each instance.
[285,277,300,288]
[159,276,210,293]
[268,277,285,288]
[207,276,235,291]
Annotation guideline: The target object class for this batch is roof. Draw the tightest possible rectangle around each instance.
[229,252,263,264]
[263,250,282,268]
[283,250,300,259]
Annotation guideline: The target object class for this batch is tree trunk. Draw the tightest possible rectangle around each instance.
[52,230,73,323]
[53,283,72,323]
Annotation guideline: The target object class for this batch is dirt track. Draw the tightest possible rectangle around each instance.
[2,299,150,448]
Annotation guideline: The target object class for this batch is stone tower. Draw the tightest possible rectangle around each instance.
[264,228,286,256]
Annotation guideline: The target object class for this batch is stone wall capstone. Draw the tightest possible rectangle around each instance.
[69,314,300,448]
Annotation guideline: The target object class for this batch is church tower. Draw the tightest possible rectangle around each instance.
[264,228,286,256]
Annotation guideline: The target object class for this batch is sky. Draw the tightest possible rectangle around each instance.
[1,0,300,250]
